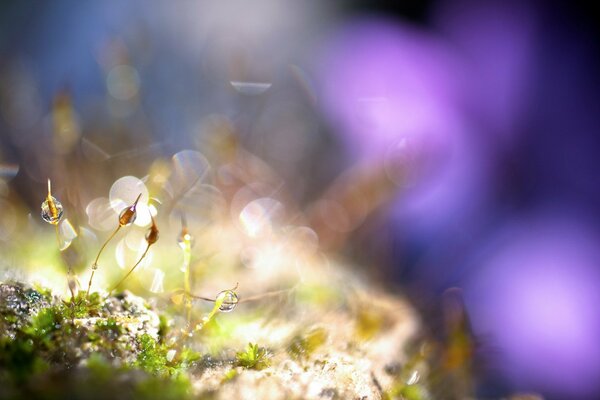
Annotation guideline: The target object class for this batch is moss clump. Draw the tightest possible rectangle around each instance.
[0,282,188,399]
[0,353,193,400]
[235,342,271,370]
[287,327,328,360]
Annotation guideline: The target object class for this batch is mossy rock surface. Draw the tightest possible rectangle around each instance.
[0,278,447,400]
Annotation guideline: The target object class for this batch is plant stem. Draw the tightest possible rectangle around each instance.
[109,244,150,295]
[86,225,120,296]
[55,224,76,302]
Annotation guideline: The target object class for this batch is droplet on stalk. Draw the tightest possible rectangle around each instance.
[118,193,141,226]
[145,213,159,245]
[216,289,239,312]
[41,179,63,225]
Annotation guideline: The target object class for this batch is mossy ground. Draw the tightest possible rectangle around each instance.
[0,276,479,400]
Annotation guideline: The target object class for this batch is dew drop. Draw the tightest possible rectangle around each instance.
[118,205,137,226]
[41,196,64,224]
[177,230,194,249]
[216,290,238,313]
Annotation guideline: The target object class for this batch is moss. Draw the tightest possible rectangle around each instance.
[136,334,170,375]
[288,327,328,360]
[235,342,271,370]
[135,334,200,376]
[67,291,103,319]
[354,306,385,340]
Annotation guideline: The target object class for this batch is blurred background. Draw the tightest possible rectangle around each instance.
[1,1,599,398]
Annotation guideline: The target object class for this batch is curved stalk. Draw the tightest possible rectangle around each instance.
[55,224,76,301]
[86,226,120,296]
[109,244,151,295]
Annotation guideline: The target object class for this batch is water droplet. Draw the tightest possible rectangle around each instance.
[41,196,64,224]
[230,81,272,95]
[145,222,159,245]
[216,290,238,313]
[118,205,137,226]
[59,218,78,240]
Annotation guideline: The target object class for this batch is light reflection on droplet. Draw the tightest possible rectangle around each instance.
[149,268,165,293]
[0,164,19,180]
[109,176,149,226]
[41,196,64,225]
[239,197,283,238]
[230,81,272,95]
[106,64,140,101]
[86,197,117,231]
[216,289,238,312]
[58,218,78,250]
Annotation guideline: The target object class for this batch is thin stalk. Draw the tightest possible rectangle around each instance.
[184,284,295,305]
[55,224,76,302]
[109,244,150,295]
[86,225,120,296]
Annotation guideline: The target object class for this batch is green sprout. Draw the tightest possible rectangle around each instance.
[235,342,271,370]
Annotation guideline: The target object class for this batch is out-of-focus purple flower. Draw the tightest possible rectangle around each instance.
[433,0,539,147]
[464,214,600,398]
[316,18,491,233]
[317,18,464,157]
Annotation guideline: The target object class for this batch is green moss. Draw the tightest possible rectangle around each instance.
[136,334,170,375]
[355,306,384,340]
[288,327,328,360]
[235,342,271,370]
[221,368,238,383]
[67,291,103,319]
[135,334,200,376]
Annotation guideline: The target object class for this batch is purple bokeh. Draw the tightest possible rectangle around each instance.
[316,18,490,234]
[464,214,600,398]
